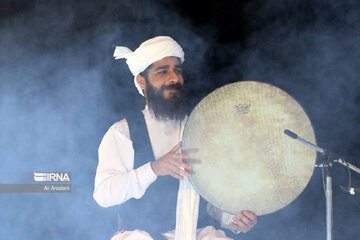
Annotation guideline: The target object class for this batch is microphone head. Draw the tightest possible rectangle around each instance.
[284,129,298,139]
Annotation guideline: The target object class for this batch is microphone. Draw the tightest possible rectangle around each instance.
[283,129,325,154]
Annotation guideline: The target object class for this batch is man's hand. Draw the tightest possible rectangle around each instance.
[229,211,257,233]
[150,142,192,180]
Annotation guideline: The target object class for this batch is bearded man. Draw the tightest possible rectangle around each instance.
[93,36,257,240]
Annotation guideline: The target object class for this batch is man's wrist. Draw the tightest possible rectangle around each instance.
[135,162,158,188]
[221,212,241,234]
[150,161,158,175]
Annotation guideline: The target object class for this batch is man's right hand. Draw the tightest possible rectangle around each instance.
[150,142,192,180]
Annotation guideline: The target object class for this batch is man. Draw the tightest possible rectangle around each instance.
[93,36,257,240]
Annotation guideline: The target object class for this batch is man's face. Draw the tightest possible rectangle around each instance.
[145,56,184,99]
[139,56,187,120]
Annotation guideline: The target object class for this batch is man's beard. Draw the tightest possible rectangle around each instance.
[145,80,187,121]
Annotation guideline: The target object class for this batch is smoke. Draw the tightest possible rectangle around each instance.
[224,1,360,239]
[0,0,208,239]
[1,0,359,239]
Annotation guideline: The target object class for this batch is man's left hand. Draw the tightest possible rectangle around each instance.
[229,210,257,233]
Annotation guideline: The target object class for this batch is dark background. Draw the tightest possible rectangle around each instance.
[0,0,359,239]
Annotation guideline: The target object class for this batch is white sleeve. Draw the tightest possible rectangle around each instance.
[206,203,241,234]
[93,121,158,208]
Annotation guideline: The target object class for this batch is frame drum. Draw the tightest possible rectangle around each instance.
[181,81,316,215]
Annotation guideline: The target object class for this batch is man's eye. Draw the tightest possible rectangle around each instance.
[157,70,167,74]
[175,69,182,74]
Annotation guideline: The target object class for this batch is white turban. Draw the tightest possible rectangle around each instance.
[113,36,185,96]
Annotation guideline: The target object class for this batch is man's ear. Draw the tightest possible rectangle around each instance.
[136,75,146,90]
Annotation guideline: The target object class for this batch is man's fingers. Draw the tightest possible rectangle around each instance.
[178,161,192,171]
[177,153,190,159]
[172,153,190,161]
[229,222,237,228]
[170,142,181,153]
[155,143,193,179]
[166,153,189,160]
[235,214,252,226]
[169,158,192,171]
[243,210,257,219]
[237,211,257,224]
[232,216,248,230]
[169,171,184,180]
[230,211,257,233]
[230,221,247,233]
[169,165,191,178]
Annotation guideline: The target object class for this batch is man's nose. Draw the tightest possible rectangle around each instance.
[168,70,179,84]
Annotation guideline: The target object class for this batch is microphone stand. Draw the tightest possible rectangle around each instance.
[284,129,360,240]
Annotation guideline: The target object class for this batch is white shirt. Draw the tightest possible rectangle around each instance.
[93,107,184,207]
[93,108,239,234]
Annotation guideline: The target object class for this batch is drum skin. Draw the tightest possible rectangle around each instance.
[181,81,316,216]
